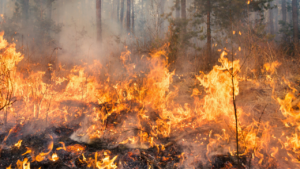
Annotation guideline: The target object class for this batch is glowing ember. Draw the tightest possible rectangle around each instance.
[66,144,86,152]
[51,153,59,162]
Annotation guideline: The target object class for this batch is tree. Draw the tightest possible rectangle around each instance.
[117,0,120,22]
[0,0,4,15]
[181,0,186,33]
[120,0,125,25]
[274,1,279,33]
[132,0,134,33]
[22,0,29,28]
[181,0,186,19]
[282,0,287,23]
[96,0,102,41]
[207,0,211,58]
[46,0,53,21]
[127,0,131,33]
[269,2,274,34]
[292,0,298,45]
[176,0,180,18]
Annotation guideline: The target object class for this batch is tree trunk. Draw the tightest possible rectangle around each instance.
[181,0,186,33]
[292,0,298,45]
[282,0,287,23]
[269,4,274,34]
[47,0,52,21]
[131,0,134,33]
[127,0,131,33]
[22,0,29,28]
[181,0,186,19]
[207,0,211,59]
[96,0,102,42]
[0,0,3,15]
[111,0,115,19]
[120,0,125,25]
[117,0,120,22]
[274,4,278,33]
[176,0,180,18]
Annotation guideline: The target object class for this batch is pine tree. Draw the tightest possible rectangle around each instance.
[96,0,102,41]
[292,0,298,45]
[127,0,131,33]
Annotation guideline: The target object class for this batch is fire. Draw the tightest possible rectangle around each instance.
[56,142,66,151]
[51,153,59,161]
[80,151,118,169]
[35,135,53,162]
[14,140,22,148]
[0,29,299,168]
[66,144,86,152]
[16,158,30,169]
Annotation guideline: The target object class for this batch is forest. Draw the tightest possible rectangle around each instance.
[0,0,300,169]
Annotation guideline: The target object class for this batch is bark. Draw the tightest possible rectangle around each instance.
[207,0,211,58]
[292,0,298,45]
[181,0,186,19]
[22,0,29,27]
[131,0,135,33]
[117,0,120,22]
[127,0,131,33]
[282,0,287,23]
[47,0,52,21]
[175,0,180,18]
[96,0,102,42]
[181,0,186,33]
[0,0,3,15]
[274,4,279,33]
[120,0,125,25]
[269,4,274,34]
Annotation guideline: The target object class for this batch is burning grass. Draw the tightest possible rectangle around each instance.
[1,31,300,168]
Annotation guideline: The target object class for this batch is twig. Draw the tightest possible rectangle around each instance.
[248,104,268,169]
[230,9,239,166]
[141,151,162,169]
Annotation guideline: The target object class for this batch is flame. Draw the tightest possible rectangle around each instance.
[0,30,299,168]
[56,142,66,151]
[66,144,85,152]
[95,153,118,169]
[14,140,22,148]
[35,135,53,162]
[51,153,59,161]
[16,158,30,169]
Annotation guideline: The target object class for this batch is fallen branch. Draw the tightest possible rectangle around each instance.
[292,96,300,108]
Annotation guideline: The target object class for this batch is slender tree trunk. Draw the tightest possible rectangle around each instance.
[176,0,180,18]
[274,4,279,33]
[96,0,102,42]
[269,4,274,34]
[117,0,120,22]
[0,0,3,15]
[282,0,287,23]
[47,0,52,21]
[131,0,134,33]
[160,0,166,36]
[111,0,114,19]
[127,0,131,33]
[207,0,211,59]
[292,0,298,45]
[120,0,125,26]
[181,0,186,33]
[22,0,29,28]
[181,0,186,19]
